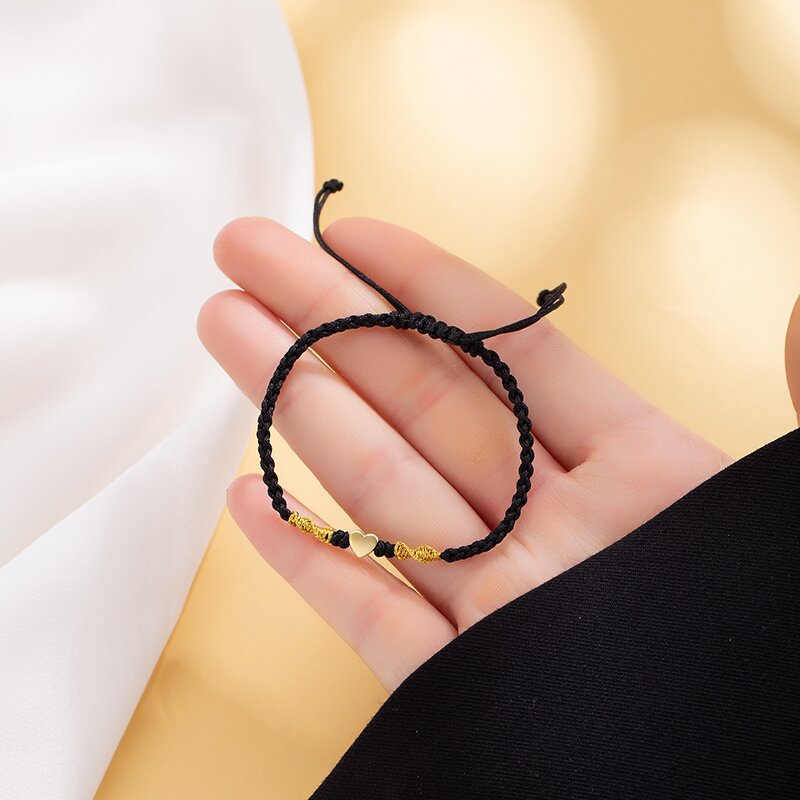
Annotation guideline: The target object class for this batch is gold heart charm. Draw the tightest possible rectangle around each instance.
[349,528,378,558]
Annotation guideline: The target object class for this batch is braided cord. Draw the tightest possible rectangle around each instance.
[256,177,565,564]
[257,310,535,563]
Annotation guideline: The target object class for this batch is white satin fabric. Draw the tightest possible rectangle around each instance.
[0,2,313,797]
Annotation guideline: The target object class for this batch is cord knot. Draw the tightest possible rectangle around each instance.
[537,282,567,308]
[322,178,344,193]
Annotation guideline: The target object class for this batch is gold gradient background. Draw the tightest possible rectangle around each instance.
[97,1,800,797]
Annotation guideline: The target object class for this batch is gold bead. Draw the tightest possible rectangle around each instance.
[289,514,440,563]
[287,512,332,544]
[349,528,378,558]
[393,541,440,564]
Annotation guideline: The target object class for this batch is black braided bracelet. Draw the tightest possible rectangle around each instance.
[257,178,567,564]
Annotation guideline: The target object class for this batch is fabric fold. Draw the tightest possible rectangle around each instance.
[0,2,313,797]
[312,428,800,799]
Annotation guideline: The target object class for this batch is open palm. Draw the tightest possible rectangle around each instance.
[198,213,800,692]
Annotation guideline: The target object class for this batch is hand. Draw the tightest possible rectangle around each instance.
[198,216,800,692]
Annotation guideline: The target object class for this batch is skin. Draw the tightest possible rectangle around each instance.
[197,215,800,693]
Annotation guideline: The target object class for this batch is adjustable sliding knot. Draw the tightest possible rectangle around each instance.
[257,179,568,565]
[393,311,484,355]
[405,312,462,340]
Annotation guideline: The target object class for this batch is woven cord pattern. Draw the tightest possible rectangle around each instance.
[256,177,565,564]
[257,310,535,563]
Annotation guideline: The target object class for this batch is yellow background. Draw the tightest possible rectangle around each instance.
[98,1,800,797]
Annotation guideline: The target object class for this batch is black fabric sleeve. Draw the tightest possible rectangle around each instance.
[310,428,800,799]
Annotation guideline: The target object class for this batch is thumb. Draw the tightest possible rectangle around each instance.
[786,293,800,426]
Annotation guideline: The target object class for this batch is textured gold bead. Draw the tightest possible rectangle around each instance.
[393,541,441,564]
[287,511,332,544]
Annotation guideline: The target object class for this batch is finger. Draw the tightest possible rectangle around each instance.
[212,218,564,537]
[786,293,800,424]
[226,475,455,691]
[321,216,662,471]
[198,289,543,628]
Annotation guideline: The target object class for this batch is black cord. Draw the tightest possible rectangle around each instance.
[257,179,567,564]
[313,180,409,313]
